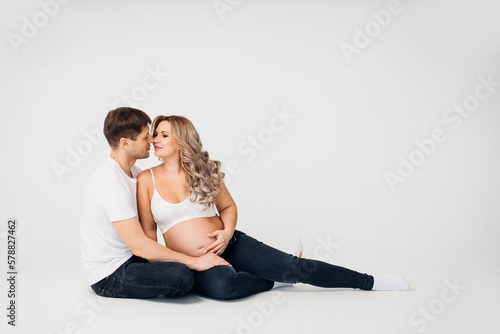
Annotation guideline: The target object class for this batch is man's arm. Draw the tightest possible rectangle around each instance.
[113,216,231,271]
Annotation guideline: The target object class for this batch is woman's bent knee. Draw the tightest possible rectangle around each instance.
[194,266,241,300]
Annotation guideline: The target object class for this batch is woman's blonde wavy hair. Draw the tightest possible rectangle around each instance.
[151,115,225,208]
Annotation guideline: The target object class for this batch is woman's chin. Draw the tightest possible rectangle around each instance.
[154,149,176,159]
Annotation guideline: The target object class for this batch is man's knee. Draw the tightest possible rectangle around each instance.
[172,274,195,295]
[150,262,194,296]
[165,263,195,295]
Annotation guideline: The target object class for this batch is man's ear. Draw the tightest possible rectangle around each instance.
[119,137,130,150]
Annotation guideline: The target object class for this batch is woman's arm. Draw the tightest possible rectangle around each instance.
[205,181,238,255]
[216,181,237,234]
[137,170,158,242]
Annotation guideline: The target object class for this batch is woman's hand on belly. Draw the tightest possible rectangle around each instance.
[163,216,224,257]
[205,229,233,255]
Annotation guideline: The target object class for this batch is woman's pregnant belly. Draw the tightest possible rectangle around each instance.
[163,215,224,257]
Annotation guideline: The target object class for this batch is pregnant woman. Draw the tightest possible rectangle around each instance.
[136,115,409,300]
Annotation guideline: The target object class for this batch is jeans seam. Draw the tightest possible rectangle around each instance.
[99,277,126,298]
[114,275,187,296]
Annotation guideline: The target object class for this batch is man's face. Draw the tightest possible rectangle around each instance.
[129,125,153,159]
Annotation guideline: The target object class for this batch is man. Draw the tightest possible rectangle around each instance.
[80,107,230,298]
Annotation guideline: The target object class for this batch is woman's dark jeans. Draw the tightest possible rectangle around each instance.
[192,230,374,300]
[91,230,374,300]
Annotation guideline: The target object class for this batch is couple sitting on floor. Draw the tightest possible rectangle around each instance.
[80,107,409,300]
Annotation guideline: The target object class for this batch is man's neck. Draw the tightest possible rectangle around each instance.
[109,151,136,178]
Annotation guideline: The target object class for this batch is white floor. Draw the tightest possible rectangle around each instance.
[6,246,498,334]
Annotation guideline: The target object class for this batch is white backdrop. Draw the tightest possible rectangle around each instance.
[1,1,499,333]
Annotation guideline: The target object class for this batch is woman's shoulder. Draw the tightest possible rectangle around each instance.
[137,168,153,184]
[137,165,167,184]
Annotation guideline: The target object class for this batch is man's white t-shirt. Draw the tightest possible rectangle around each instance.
[80,156,141,285]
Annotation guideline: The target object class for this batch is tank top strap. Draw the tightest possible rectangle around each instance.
[149,168,156,188]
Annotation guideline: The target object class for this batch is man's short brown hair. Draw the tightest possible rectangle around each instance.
[103,107,152,148]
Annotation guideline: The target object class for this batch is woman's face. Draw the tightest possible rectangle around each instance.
[152,121,179,159]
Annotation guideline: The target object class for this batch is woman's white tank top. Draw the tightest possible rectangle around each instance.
[149,169,216,234]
